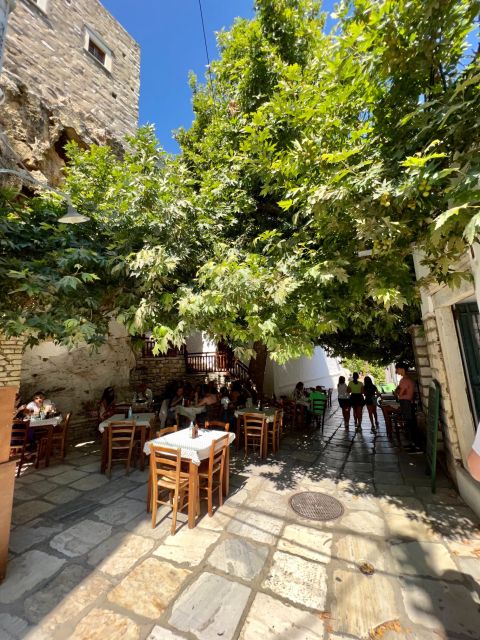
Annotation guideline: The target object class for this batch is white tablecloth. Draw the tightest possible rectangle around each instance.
[175,405,207,421]
[98,413,155,434]
[144,428,235,465]
[30,416,62,428]
[234,407,278,423]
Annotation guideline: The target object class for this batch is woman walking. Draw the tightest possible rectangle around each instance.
[337,376,351,429]
[363,376,380,432]
[347,372,364,430]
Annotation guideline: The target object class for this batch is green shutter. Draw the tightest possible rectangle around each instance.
[455,302,480,423]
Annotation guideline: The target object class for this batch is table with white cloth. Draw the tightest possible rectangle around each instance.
[234,407,278,453]
[98,413,156,473]
[144,428,235,528]
[29,415,63,467]
[175,405,207,423]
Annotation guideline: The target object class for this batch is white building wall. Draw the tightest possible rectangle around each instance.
[269,347,346,397]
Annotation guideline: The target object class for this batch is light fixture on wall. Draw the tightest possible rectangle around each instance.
[0,167,90,224]
[58,201,90,224]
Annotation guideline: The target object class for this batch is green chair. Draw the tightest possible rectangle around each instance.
[310,393,327,431]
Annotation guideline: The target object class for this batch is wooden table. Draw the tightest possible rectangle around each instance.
[144,428,235,529]
[378,401,401,433]
[234,408,277,455]
[98,413,155,473]
[29,416,62,468]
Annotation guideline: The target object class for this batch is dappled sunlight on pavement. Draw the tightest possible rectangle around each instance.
[1,407,479,639]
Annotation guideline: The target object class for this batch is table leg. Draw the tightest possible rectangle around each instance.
[262,424,268,459]
[236,416,242,449]
[223,445,230,496]
[188,460,199,529]
[146,466,151,513]
[100,431,108,474]
[45,425,53,468]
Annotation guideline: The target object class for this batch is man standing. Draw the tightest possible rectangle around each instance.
[395,362,420,451]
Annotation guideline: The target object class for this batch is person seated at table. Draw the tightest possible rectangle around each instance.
[167,386,184,421]
[98,387,116,422]
[26,392,55,418]
[292,382,309,405]
[13,393,33,420]
[135,382,153,403]
[197,384,219,406]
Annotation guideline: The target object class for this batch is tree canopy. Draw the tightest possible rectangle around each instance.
[1,0,478,366]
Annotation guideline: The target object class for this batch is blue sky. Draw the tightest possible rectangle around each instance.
[101,1,336,153]
[101,1,255,153]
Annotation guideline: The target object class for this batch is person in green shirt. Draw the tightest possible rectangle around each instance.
[347,372,365,430]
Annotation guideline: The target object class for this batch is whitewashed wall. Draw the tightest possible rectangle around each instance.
[269,347,346,398]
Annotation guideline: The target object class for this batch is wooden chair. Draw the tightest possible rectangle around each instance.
[106,421,136,477]
[157,425,178,437]
[243,413,267,458]
[204,420,230,432]
[310,395,327,431]
[199,434,229,516]
[282,400,296,431]
[266,410,282,454]
[10,420,33,477]
[39,412,72,463]
[149,444,191,534]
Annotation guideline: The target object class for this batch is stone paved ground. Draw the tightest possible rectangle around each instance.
[1,405,480,640]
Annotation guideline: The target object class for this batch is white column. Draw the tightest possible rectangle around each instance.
[0,0,15,103]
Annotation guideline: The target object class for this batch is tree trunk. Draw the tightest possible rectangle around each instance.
[248,341,268,397]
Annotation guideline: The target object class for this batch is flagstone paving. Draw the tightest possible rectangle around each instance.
[2,405,480,640]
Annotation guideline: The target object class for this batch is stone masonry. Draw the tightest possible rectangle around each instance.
[0,334,24,387]
[0,0,140,183]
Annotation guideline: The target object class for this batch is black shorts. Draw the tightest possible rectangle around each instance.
[338,398,350,408]
[350,393,365,407]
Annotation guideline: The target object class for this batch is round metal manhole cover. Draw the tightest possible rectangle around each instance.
[289,492,344,521]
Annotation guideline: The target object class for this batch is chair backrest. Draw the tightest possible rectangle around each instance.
[150,444,181,483]
[243,413,267,431]
[311,396,326,415]
[273,410,283,430]
[108,421,136,448]
[11,421,29,448]
[157,425,178,437]
[209,434,229,473]
[204,420,230,432]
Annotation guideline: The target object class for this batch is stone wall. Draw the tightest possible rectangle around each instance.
[19,323,136,443]
[419,313,463,482]
[410,325,433,413]
[130,356,187,397]
[0,334,23,387]
[0,0,140,183]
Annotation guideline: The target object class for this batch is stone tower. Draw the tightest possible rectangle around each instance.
[0,0,140,184]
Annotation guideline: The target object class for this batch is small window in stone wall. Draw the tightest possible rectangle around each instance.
[88,39,106,66]
[84,26,113,72]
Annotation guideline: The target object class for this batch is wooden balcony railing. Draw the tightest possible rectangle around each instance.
[141,340,185,358]
[140,338,251,383]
